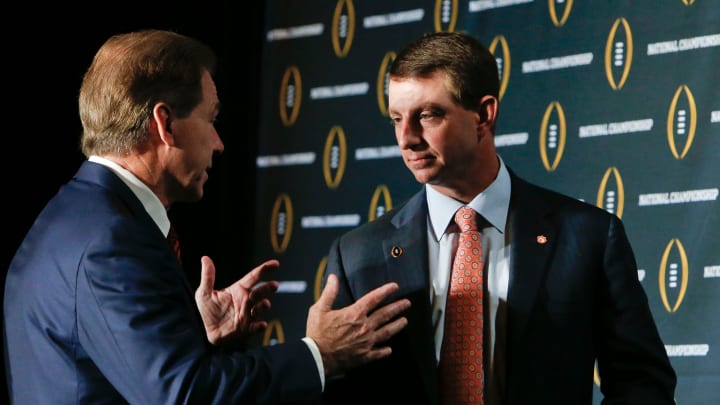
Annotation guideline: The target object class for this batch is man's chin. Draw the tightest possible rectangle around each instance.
[177,187,204,204]
[411,168,438,185]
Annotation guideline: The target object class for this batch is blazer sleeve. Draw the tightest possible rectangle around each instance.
[595,215,676,404]
[76,219,322,404]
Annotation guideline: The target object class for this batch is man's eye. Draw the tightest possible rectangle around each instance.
[420,109,444,122]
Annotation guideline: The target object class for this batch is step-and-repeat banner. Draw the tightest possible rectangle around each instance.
[250,1,719,403]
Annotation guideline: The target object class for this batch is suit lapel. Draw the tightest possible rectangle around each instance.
[383,190,440,402]
[506,173,557,339]
[384,189,430,298]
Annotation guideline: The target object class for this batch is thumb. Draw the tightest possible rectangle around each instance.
[196,256,216,298]
[316,273,338,311]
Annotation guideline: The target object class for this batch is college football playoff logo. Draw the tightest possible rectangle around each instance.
[549,0,573,27]
[488,35,511,101]
[539,101,567,172]
[332,0,356,58]
[368,184,392,221]
[262,320,286,346]
[659,238,689,313]
[667,85,697,159]
[596,167,625,218]
[270,193,293,253]
[434,0,458,32]
[376,52,396,116]
[279,66,302,127]
[605,18,633,91]
[323,126,348,189]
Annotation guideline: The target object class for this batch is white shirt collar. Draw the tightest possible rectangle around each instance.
[426,155,511,240]
[88,155,171,236]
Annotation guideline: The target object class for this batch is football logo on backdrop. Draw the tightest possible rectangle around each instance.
[279,65,302,127]
[376,52,396,117]
[314,256,328,302]
[332,0,356,58]
[539,101,567,172]
[262,320,286,346]
[368,184,393,221]
[488,35,511,101]
[434,0,458,32]
[323,126,348,189]
[667,85,697,159]
[594,362,600,387]
[270,193,293,253]
[605,18,633,91]
[596,167,625,218]
[548,0,573,27]
[659,238,689,313]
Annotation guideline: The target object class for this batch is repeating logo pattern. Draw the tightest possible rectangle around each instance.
[368,184,392,221]
[434,0,458,33]
[376,51,396,116]
[596,167,625,218]
[488,35,511,101]
[262,320,286,346]
[667,85,697,159]
[605,18,634,91]
[279,66,302,127]
[270,193,293,254]
[548,0,573,27]
[332,0,356,58]
[659,238,689,313]
[323,126,348,189]
[539,101,567,172]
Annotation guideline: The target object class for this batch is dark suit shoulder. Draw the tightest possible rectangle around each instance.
[334,190,422,244]
[510,172,614,219]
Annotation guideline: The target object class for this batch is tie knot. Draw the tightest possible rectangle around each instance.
[454,206,478,232]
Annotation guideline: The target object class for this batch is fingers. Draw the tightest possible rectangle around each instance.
[367,297,411,327]
[316,273,339,311]
[353,281,400,314]
[196,256,216,298]
[350,312,409,366]
[371,313,409,343]
[247,280,278,316]
[240,259,280,290]
[250,280,279,299]
[248,320,269,334]
[360,346,393,364]
[249,297,272,319]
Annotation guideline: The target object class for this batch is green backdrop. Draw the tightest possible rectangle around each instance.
[251,1,719,403]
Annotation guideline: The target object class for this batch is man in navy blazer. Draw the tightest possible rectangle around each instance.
[3,29,410,404]
[321,32,676,404]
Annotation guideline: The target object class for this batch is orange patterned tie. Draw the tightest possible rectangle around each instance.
[439,206,484,404]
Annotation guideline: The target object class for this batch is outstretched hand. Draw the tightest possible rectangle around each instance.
[195,256,280,345]
[306,274,411,377]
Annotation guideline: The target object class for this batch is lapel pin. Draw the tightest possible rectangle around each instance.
[390,246,403,258]
[537,235,548,244]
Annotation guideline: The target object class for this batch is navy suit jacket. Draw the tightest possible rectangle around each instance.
[3,161,321,404]
[322,170,676,405]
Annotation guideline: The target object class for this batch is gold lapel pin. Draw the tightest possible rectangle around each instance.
[537,235,548,244]
[390,246,403,258]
